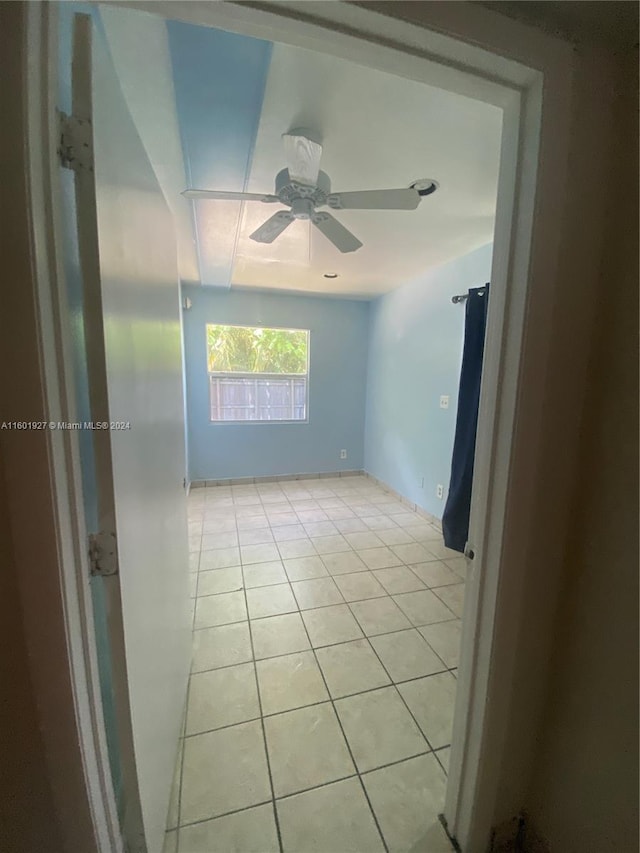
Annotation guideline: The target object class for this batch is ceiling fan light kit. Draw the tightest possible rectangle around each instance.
[183,129,436,254]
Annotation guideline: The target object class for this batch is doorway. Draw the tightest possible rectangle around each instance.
[20,1,580,852]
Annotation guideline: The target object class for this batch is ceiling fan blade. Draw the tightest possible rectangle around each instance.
[250,210,295,244]
[327,188,421,210]
[312,212,363,253]
[182,189,279,202]
[282,130,323,186]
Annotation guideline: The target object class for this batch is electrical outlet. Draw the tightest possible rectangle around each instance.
[340,449,347,459]
[421,477,425,488]
[436,484,444,499]
[440,395,449,409]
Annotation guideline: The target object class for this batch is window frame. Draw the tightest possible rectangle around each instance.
[206,322,310,425]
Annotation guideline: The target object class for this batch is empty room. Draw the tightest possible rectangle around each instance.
[54,3,501,851]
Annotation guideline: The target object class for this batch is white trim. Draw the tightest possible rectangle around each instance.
[23,2,611,851]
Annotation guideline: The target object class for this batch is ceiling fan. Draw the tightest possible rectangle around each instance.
[182,129,425,254]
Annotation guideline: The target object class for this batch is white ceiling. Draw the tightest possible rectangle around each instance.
[195,41,502,297]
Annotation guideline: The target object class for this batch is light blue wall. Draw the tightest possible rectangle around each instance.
[364,243,493,518]
[183,285,369,480]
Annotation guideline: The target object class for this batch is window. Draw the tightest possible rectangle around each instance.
[207,324,309,422]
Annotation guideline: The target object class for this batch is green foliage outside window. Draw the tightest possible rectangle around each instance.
[207,324,308,374]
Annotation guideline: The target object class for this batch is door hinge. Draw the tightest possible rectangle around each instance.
[58,110,94,172]
[89,531,118,577]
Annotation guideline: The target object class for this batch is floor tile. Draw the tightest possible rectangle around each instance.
[264,703,355,797]
[191,622,252,673]
[163,830,177,853]
[197,567,243,597]
[349,597,412,636]
[236,515,269,531]
[292,577,343,609]
[189,573,198,598]
[344,531,384,550]
[390,542,437,564]
[335,686,427,772]
[180,721,271,823]
[436,746,451,774]
[186,663,259,734]
[201,531,239,550]
[320,550,368,575]
[427,541,463,561]
[334,517,369,534]
[403,526,442,545]
[410,561,461,589]
[277,538,317,559]
[393,590,457,626]
[433,583,466,617]
[194,591,247,629]
[398,673,457,748]
[363,515,397,531]
[189,553,200,572]
[445,556,468,580]
[303,520,339,538]
[277,777,385,853]
[373,566,426,594]
[301,604,364,648]
[241,543,281,564]
[296,509,329,523]
[370,629,446,682]
[324,506,356,521]
[234,494,261,506]
[283,555,328,582]
[166,742,182,829]
[393,512,422,526]
[362,754,449,853]
[251,612,311,659]
[315,639,390,698]
[243,560,288,588]
[239,528,274,546]
[333,571,387,602]
[246,583,297,619]
[376,527,416,546]
[267,511,299,526]
[418,620,462,668]
[199,547,241,570]
[358,547,403,570]
[272,523,307,542]
[256,650,329,715]
[310,534,351,554]
[178,804,279,853]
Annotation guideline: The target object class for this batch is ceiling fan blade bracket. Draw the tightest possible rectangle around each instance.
[327,189,421,210]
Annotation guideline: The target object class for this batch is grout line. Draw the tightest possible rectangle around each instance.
[190,593,460,632]
[292,589,391,853]
[235,511,285,853]
[184,657,456,738]
[345,606,440,756]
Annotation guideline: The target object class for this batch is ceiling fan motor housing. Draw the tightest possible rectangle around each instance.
[275,168,332,211]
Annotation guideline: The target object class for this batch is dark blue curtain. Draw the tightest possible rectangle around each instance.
[442,284,489,553]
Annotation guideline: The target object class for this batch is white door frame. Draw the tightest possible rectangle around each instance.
[15,1,612,850]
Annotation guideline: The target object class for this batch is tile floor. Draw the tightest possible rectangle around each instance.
[164,475,465,853]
